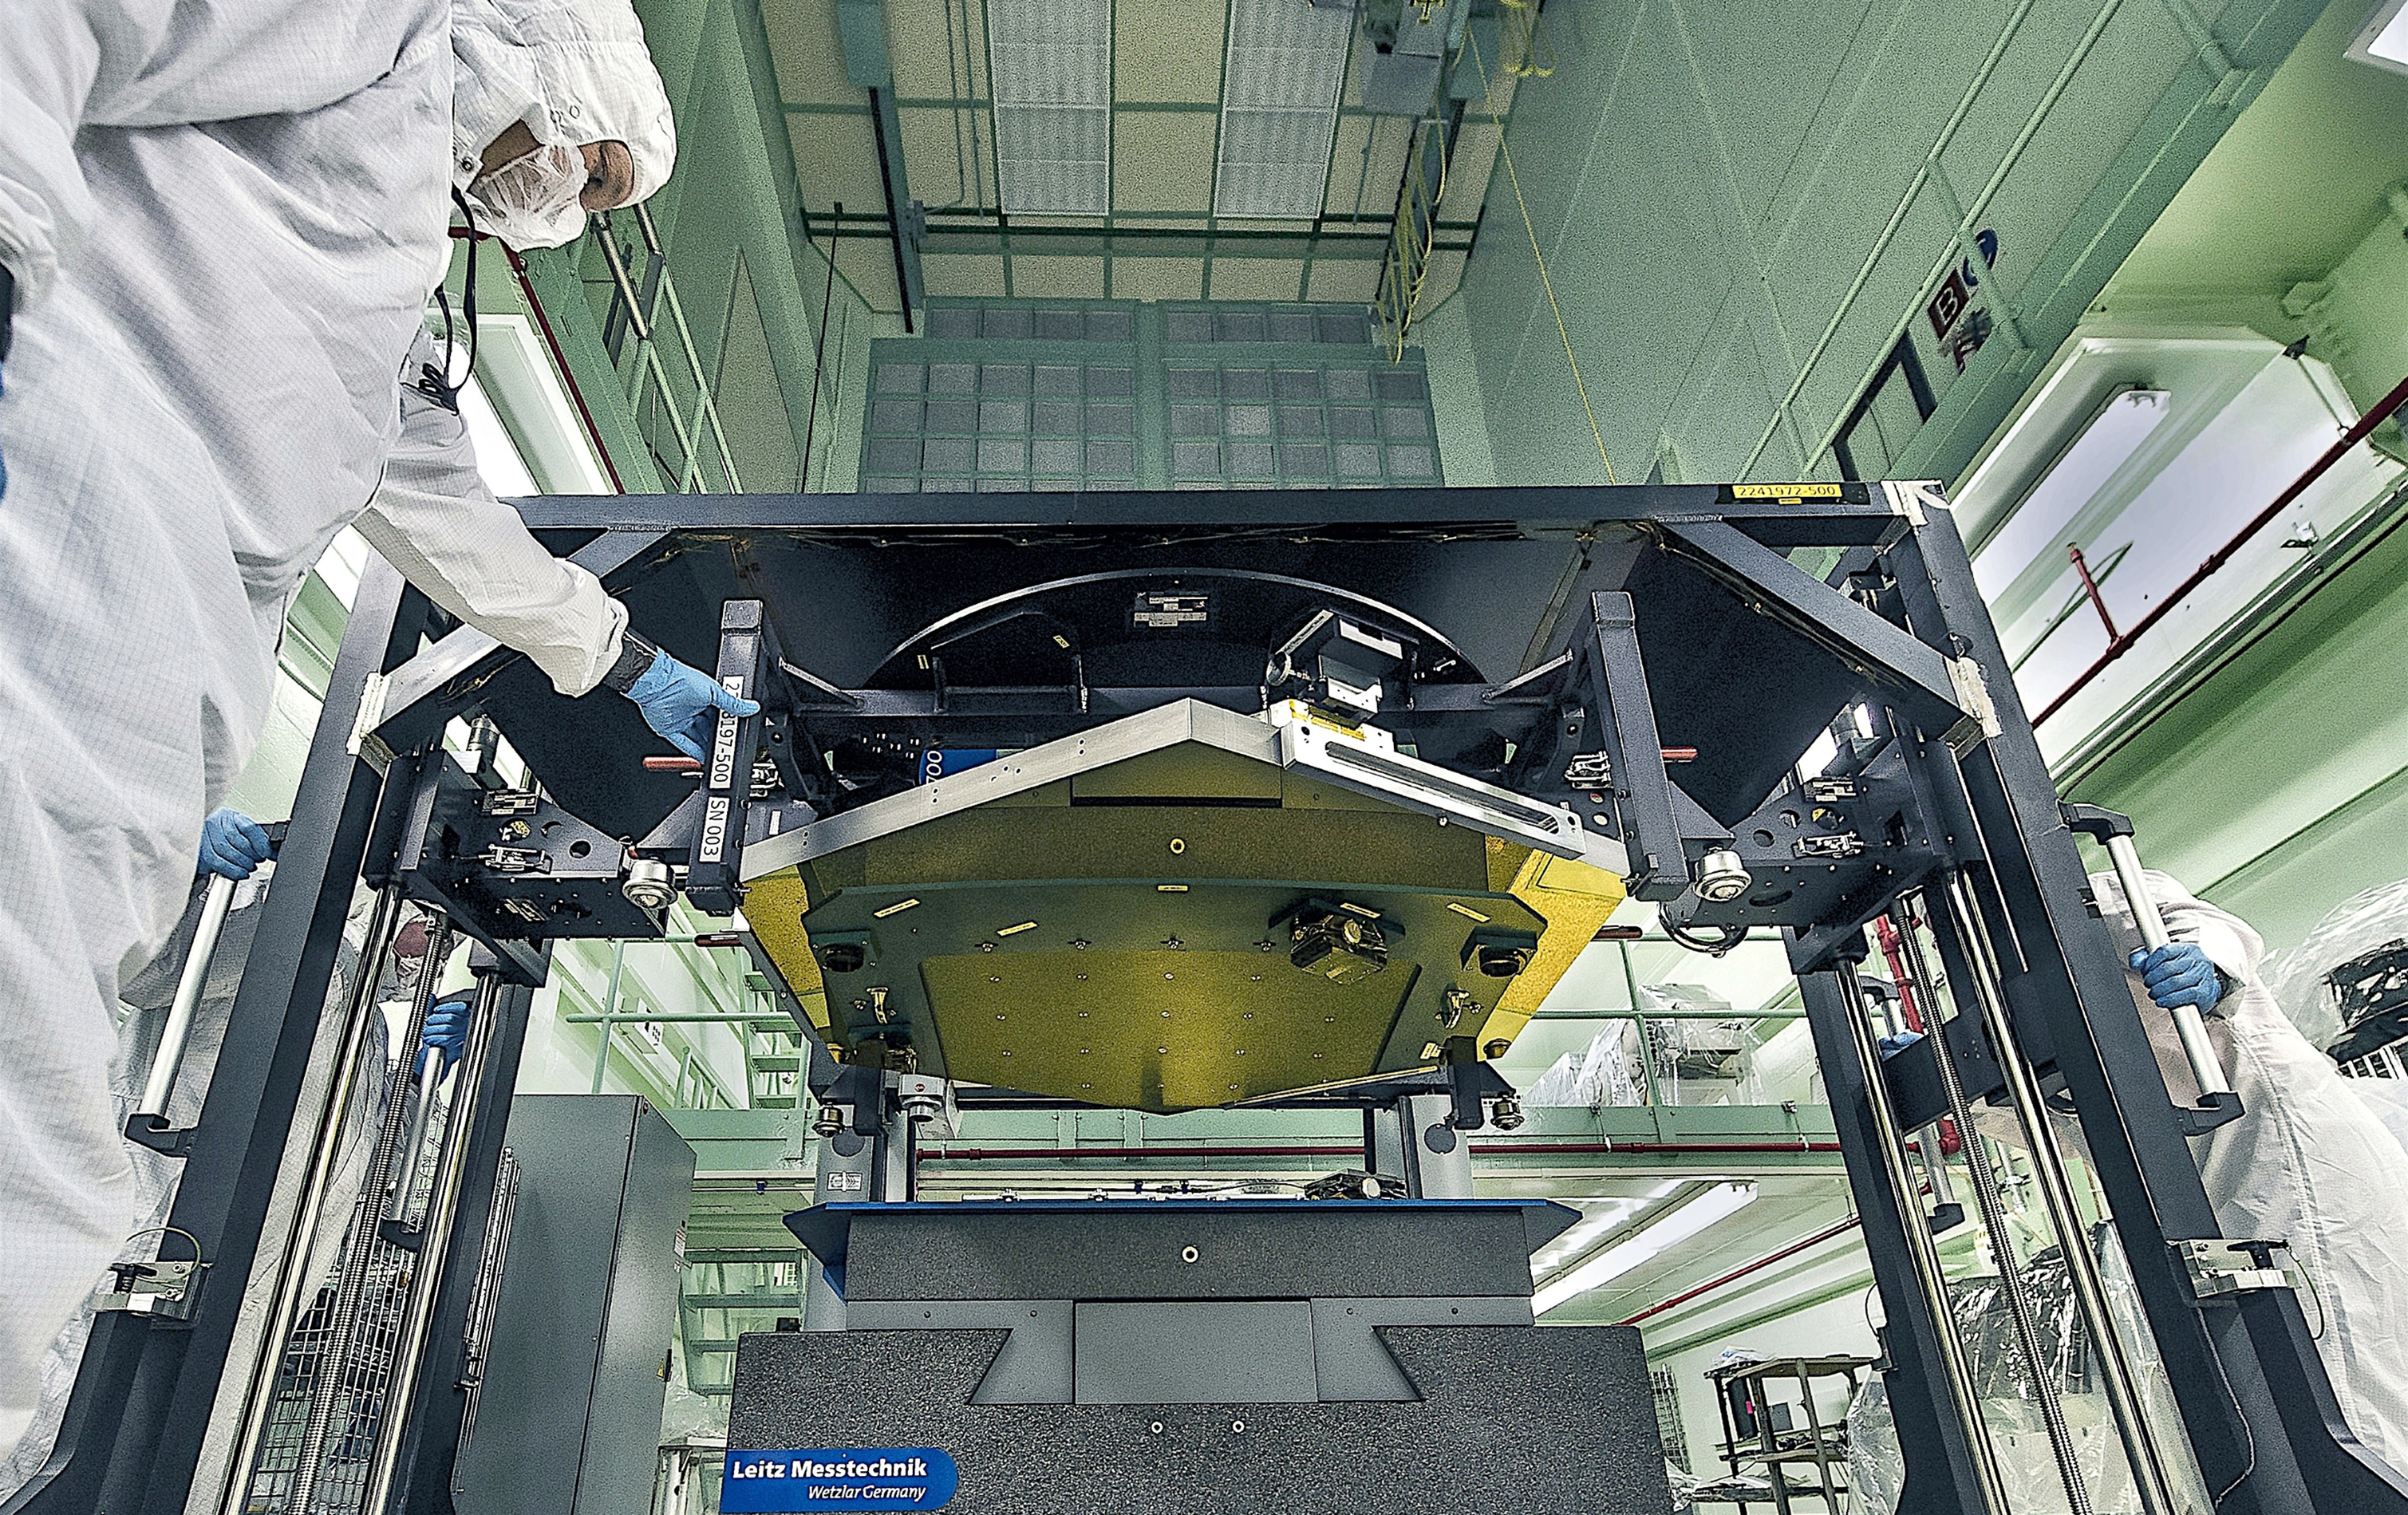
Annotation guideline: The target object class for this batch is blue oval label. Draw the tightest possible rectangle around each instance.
[721,1449,958,1512]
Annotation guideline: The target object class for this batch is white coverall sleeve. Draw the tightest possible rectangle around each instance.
[0,0,443,308]
[0,0,164,305]
[353,337,628,696]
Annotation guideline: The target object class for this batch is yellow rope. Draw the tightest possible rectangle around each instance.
[1463,25,1616,483]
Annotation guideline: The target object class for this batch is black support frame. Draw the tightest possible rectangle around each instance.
[22,483,2403,1515]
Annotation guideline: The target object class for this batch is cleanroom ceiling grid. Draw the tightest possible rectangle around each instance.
[859,300,1435,491]
[986,0,1115,215]
[1214,0,1353,219]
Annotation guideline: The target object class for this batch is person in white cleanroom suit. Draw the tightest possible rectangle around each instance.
[2100,870,2408,1471]
[0,0,748,1463]
[0,0,453,1462]
[0,812,468,1496]
[359,0,695,703]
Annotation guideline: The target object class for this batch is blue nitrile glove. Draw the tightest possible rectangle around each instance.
[623,649,761,761]
[2130,943,2224,1015]
[417,992,474,1076]
[198,807,274,880]
[1877,1031,1924,1060]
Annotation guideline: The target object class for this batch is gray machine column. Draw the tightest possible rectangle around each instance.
[803,1068,954,1329]
[1366,1092,1475,1199]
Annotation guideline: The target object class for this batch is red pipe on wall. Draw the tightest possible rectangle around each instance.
[503,244,628,495]
[2032,365,2408,728]
[450,226,628,495]
[1468,1141,1843,1157]
[1612,1216,1864,1328]
[922,1145,1356,1163]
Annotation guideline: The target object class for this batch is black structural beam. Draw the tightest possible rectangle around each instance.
[388,974,538,1515]
[1581,591,1684,899]
[1889,509,2395,1513]
[498,483,1914,545]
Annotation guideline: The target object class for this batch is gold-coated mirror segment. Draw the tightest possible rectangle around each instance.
[1490,843,1628,1040]
[926,949,1411,1110]
[736,731,1628,1111]
[746,872,830,1036]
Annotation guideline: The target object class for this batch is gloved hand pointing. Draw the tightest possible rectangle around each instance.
[2130,942,2224,1015]
[199,808,274,880]
[417,992,475,1077]
[623,649,761,762]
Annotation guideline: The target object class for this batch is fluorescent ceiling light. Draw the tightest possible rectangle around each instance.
[1533,1182,1757,1316]
[473,314,613,494]
[986,0,1112,215]
[1972,388,2169,598]
[1531,1184,1684,1274]
[1215,0,1353,219]
[2348,0,2408,76]
[460,374,539,499]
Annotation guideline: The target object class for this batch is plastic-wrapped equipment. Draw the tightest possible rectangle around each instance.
[1841,1228,2212,1515]
[1525,1020,1647,1108]
[1844,1375,1903,1515]
[2264,878,2408,1057]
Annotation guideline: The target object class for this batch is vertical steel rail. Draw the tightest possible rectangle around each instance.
[284,917,454,1515]
[376,967,537,1515]
[1819,965,2011,1515]
[386,1044,451,1221]
[216,884,405,1505]
[1889,902,2096,1515]
[360,975,508,1514]
[1937,872,2183,1515]
[1881,499,2338,1510]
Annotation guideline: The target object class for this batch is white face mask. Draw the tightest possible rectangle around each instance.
[468,143,589,250]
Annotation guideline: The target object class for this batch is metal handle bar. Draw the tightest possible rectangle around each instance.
[136,874,236,1122]
[2063,804,2240,1130]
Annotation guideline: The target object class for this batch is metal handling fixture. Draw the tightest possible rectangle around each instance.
[130,874,237,1143]
[13,483,2404,1515]
[2069,802,2241,1122]
[126,821,285,1158]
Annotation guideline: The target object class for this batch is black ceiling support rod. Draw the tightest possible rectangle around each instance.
[866,87,918,332]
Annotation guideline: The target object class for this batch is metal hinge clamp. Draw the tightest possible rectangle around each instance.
[2179,1238,2296,1301]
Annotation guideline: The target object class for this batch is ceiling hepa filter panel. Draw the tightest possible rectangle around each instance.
[1214,0,1353,219]
[986,0,1113,216]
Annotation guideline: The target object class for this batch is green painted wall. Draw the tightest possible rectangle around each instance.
[2063,137,2408,958]
[1416,293,1498,487]
[1450,0,2320,491]
[594,0,879,491]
